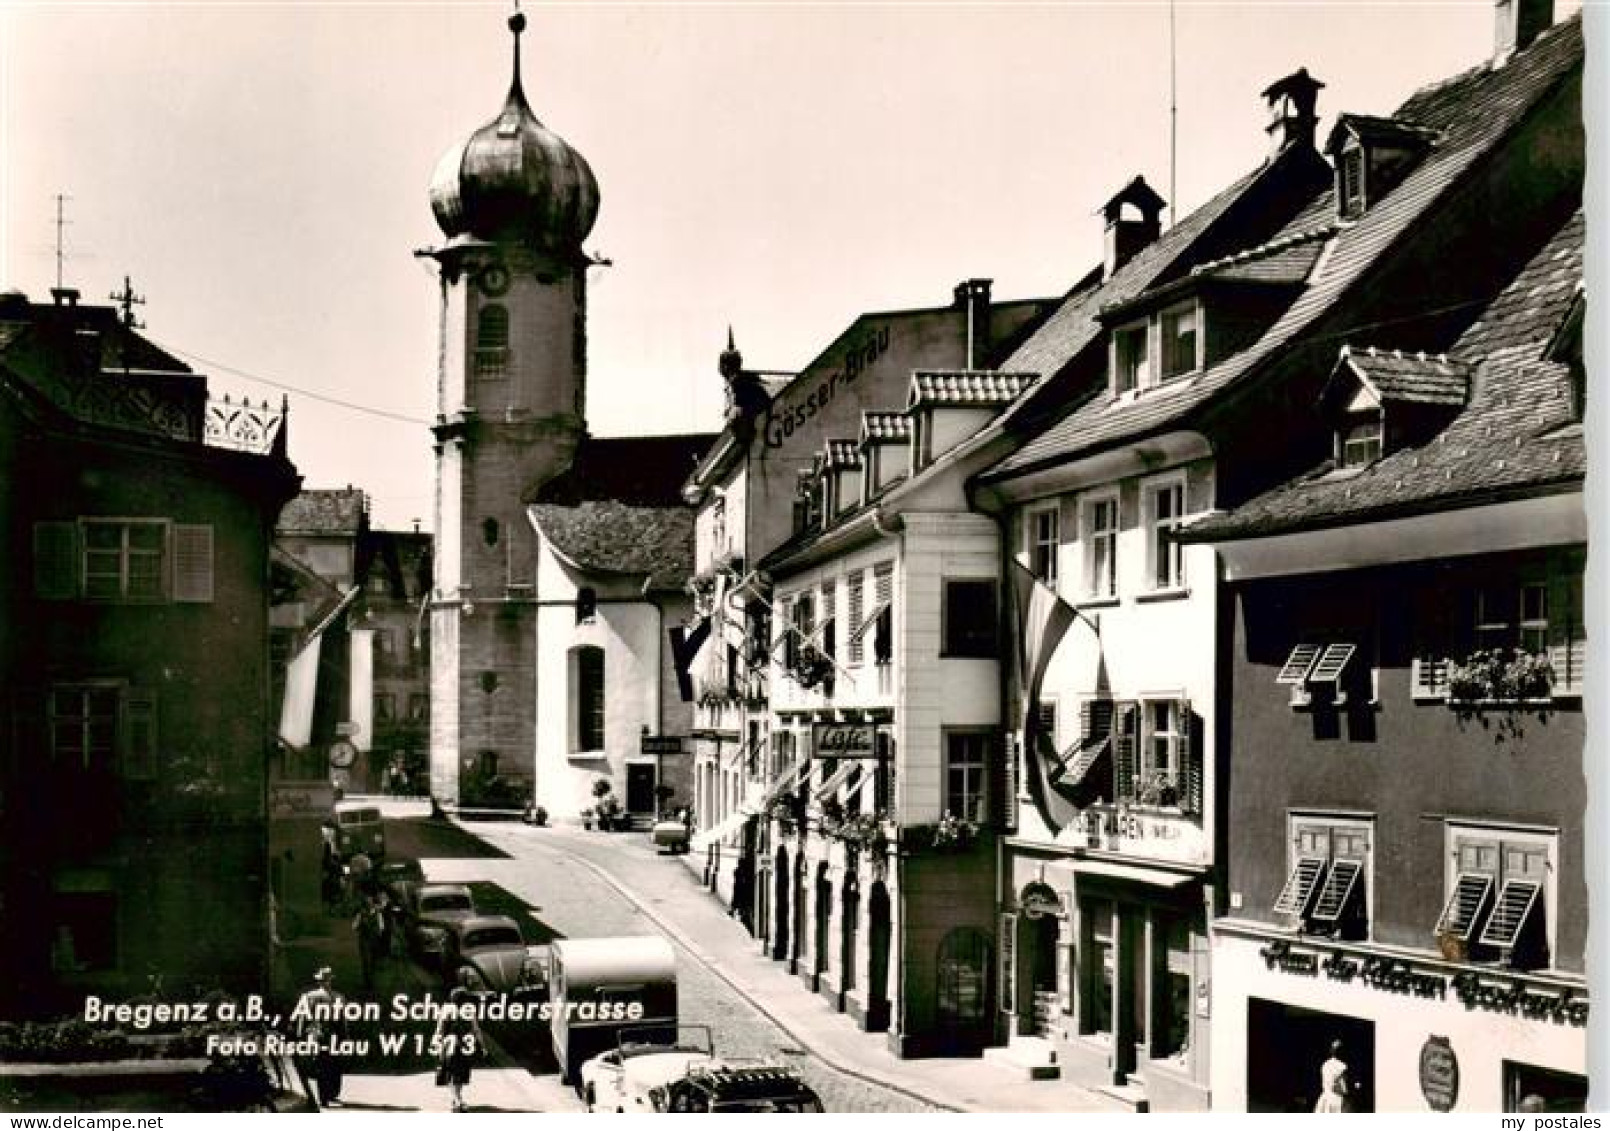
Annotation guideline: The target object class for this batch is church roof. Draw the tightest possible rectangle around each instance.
[528,432,716,591]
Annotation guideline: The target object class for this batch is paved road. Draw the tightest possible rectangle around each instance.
[418,819,939,1114]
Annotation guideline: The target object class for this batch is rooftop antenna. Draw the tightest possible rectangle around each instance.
[110,275,145,330]
[1168,0,1178,229]
[54,193,71,289]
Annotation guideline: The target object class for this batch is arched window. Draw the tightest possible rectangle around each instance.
[476,305,509,379]
[571,645,605,752]
[576,587,597,625]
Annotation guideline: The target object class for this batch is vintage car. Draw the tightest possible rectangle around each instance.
[579,1026,715,1113]
[443,915,549,999]
[403,883,478,968]
[650,1065,825,1113]
[324,801,386,861]
[375,856,425,901]
[650,818,690,855]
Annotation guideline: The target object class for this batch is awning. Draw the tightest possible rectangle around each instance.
[1070,859,1199,889]
[814,761,856,800]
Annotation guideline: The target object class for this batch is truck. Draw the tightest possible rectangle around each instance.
[548,936,677,1085]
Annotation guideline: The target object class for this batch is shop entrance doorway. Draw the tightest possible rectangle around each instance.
[1247,997,1374,1112]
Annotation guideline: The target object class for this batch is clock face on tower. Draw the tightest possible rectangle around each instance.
[477,262,511,297]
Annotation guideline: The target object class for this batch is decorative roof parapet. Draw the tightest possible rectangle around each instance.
[908,370,1038,409]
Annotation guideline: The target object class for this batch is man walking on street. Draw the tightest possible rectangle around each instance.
[293,967,346,1108]
[355,893,389,991]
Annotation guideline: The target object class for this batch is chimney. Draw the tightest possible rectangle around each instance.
[1495,0,1553,60]
[953,279,993,368]
[50,286,80,307]
[1100,177,1167,278]
[1261,68,1324,159]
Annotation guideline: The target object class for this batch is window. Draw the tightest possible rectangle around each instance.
[1146,700,1181,780]
[408,693,429,721]
[83,520,165,600]
[50,686,120,770]
[1083,495,1120,599]
[49,684,156,780]
[1145,480,1186,590]
[368,570,392,597]
[846,573,865,665]
[34,520,212,603]
[945,731,991,823]
[1160,303,1199,381]
[476,750,498,779]
[942,579,997,657]
[375,629,395,656]
[1114,324,1149,394]
[1338,412,1383,469]
[786,594,815,668]
[374,692,395,721]
[1416,568,1583,700]
[872,565,894,666]
[1440,824,1552,969]
[1028,506,1060,586]
[576,587,597,625]
[475,305,509,379]
[1274,816,1371,937]
[1339,147,1366,219]
[573,646,606,752]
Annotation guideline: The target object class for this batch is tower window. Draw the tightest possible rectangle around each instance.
[576,587,597,625]
[476,305,509,379]
[572,646,606,752]
[482,517,500,547]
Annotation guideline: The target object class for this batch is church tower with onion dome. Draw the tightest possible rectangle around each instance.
[421,9,599,805]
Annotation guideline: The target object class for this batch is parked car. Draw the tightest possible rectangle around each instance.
[443,915,549,999]
[651,818,690,855]
[403,883,477,968]
[376,855,426,902]
[580,1026,715,1113]
[324,801,386,861]
[651,1065,825,1113]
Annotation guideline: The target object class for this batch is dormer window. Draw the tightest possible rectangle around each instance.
[1114,323,1149,394]
[1338,411,1383,468]
[1160,301,1200,381]
[1326,114,1435,222]
[1339,147,1366,220]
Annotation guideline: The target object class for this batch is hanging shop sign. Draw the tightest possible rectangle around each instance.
[1018,882,1065,920]
[1419,1035,1459,1112]
[640,735,684,755]
[812,722,878,759]
[1256,940,1589,1027]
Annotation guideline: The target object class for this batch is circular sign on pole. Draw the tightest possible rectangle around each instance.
[1019,881,1065,920]
[1419,1035,1459,1112]
[328,739,359,771]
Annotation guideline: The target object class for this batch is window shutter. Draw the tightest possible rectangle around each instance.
[1113,701,1138,802]
[1178,699,1201,816]
[988,732,1009,828]
[1411,654,1449,700]
[33,522,79,600]
[122,689,158,779]
[172,524,214,603]
[1548,571,1585,696]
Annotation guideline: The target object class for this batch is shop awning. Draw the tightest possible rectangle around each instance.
[1070,859,1198,889]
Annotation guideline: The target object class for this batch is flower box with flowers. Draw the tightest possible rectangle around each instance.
[1445,648,1554,707]
[901,812,979,853]
[789,643,835,691]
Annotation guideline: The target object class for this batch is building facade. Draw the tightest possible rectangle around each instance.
[1191,203,1586,1113]
[0,289,298,1016]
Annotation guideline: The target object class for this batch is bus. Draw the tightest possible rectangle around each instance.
[548,936,677,1085]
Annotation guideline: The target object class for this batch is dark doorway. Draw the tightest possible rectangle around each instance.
[792,857,807,973]
[840,879,860,995]
[773,847,791,961]
[1023,913,1059,1037]
[935,927,993,1055]
[1247,997,1375,1112]
[866,883,892,1031]
[625,764,656,814]
[814,865,832,984]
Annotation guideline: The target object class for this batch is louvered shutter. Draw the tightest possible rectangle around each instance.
[1548,570,1585,696]
[989,731,1009,828]
[33,521,79,600]
[1178,699,1201,816]
[172,524,214,603]
[847,573,865,665]
[122,688,158,779]
[1113,701,1138,802]
[1411,655,1450,700]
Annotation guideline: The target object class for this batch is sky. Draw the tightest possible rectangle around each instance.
[0,0,1589,529]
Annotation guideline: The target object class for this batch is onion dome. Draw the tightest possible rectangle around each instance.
[429,11,600,250]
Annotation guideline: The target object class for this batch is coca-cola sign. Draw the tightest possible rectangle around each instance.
[813,723,877,759]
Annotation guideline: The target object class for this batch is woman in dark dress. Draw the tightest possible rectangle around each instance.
[434,984,484,1112]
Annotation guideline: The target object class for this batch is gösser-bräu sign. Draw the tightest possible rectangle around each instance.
[813,723,878,758]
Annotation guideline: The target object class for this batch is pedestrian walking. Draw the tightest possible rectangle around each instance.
[293,967,345,1108]
[434,982,485,1113]
[354,893,389,991]
[1314,1039,1351,1113]
[320,839,343,913]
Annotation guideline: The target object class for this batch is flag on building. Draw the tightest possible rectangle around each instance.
[669,617,712,703]
[1009,559,1082,834]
